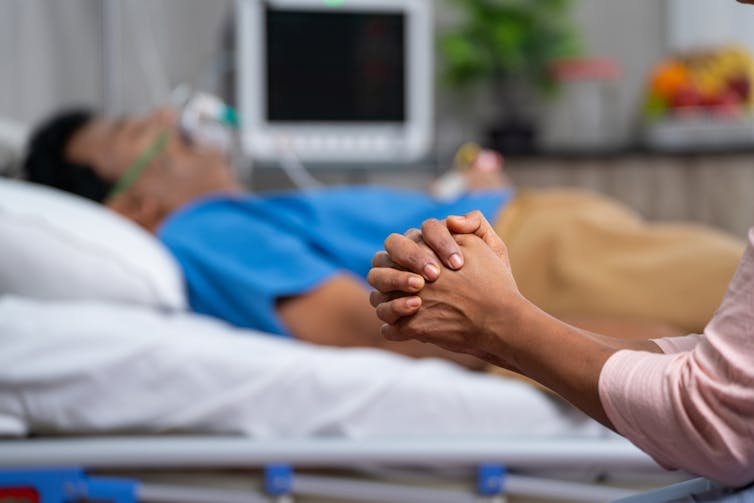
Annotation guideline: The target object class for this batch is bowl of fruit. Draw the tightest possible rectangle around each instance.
[643,45,754,151]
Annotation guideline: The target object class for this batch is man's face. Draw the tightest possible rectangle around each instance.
[66,108,178,184]
[66,108,238,222]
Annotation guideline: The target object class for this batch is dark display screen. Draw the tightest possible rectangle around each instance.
[266,9,405,122]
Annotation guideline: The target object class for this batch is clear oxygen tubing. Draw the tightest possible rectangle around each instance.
[274,135,324,190]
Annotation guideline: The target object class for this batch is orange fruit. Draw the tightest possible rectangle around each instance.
[650,61,691,100]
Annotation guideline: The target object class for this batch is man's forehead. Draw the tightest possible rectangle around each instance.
[66,118,108,158]
[80,118,117,141]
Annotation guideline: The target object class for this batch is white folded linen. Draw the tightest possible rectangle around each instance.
[0,296,606,439]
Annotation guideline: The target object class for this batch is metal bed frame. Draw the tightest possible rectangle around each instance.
[0,435,676,502]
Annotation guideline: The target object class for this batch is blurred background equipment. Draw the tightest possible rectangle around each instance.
[236,0,434,165]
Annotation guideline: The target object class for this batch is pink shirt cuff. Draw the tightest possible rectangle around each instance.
[599,350,680,469]
[651,333,703,354]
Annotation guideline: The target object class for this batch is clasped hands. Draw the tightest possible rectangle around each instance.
[367,210,532,370]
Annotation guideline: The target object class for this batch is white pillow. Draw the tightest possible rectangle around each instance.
[0,177,186,309]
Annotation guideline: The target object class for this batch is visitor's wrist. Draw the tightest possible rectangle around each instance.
[480,292,540,369]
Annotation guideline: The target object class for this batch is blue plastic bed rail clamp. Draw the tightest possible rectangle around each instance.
[81,476,138,503]
[264,463,293,496]
[477,463,507,496]
[0,467,137,503]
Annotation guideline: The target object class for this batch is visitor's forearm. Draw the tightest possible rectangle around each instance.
[484,299,619,427]
[564,318,679,350]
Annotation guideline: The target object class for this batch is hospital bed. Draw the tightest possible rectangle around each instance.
[0,178,689,502]
[0,293,686,502]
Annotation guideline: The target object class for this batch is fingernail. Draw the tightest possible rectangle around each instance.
[408,276,423,290]
[449,253,463,269]
[450,214,465,221]
[406,297,421,308]
[424,263,439,280]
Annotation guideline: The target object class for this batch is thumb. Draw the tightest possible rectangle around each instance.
[447,210,507,260]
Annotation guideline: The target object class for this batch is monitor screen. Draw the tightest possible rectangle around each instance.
[265,9,405,122]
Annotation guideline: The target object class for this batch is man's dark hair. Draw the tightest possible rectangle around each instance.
[23,108,113,203]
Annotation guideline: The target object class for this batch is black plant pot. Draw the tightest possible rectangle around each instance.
[486,120,538,155]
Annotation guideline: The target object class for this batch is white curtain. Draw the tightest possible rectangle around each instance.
[0,0,231,126]
[0,0,102,125]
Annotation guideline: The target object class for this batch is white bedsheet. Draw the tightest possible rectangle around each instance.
[0,296,607,439]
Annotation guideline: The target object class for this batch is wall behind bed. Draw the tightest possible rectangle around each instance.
[3,0,753,237]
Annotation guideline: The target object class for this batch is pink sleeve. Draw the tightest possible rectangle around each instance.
[599,228,754,488]
[651,333,703,354]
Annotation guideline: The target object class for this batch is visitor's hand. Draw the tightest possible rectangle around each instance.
[378,232,525,366]
[368,211,509,323]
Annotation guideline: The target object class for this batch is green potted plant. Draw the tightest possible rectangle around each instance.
[439,0,582,153]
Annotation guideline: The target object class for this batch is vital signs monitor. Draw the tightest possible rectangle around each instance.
[236,0,433,164]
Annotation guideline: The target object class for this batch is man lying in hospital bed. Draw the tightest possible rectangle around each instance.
[0,175,609,440]
[18,107,745,372]
[0,172,611,442]
[0,137,607,440]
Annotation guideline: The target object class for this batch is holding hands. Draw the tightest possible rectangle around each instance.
[368,211,530,370]
[369,211,649,426]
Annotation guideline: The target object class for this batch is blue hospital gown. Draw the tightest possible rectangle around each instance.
[158,186,512,336]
